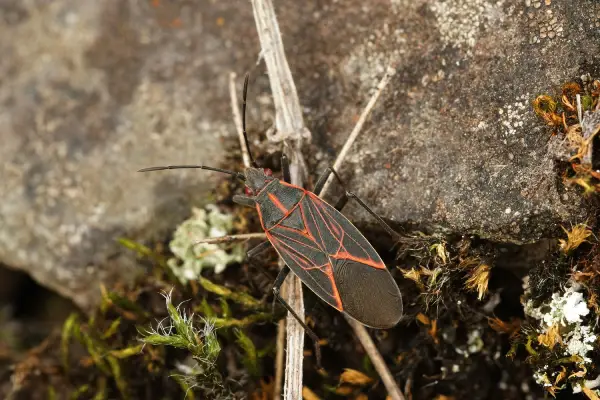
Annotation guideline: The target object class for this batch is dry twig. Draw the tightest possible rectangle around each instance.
[193,232,267,245]
[231,68,289,396]
[319,65,397,196]
[230,71,252,168]
[250,1,310,398]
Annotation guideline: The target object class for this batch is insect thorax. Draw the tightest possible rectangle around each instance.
[255,180,305,229]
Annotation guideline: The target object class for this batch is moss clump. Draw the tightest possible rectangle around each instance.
[533,77,600,196]
[510,225,600,398]
[139,290,232,399]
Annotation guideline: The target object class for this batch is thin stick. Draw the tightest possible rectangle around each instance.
[193,233,266,245]
[230,72,252,168]
[250,1,309,399]
[231,66,288,398]
[319,65,397,197]
[576,94,583,125]
[319,65,405,400]
[251,0,310,144]
[231,67,289,398]
[273,318,286,399]
[346,318,405,400]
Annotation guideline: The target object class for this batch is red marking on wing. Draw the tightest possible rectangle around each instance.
[255,203,266,231]
[329,218,343,240]
[307,192,386,270]
[300,196,328,248]
[295,201,318,243]
[268,192,289,214]
[279,181,304,189]
[267,231,343,311]
[270,233,320,271]
[269,225,322,252]
[332,252,385,269]
[321,262,342,310]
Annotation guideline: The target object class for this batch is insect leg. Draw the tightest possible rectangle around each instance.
[313,167,350,210]
[272,266,323,369]
[246,241,275,297]
[281,153,291,183]
[315,167,399,239]
[247,240,271,258]
[232,195,256,207]
[342,191,399,239]
[313,167,334,196]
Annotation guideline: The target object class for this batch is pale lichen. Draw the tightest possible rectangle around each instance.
[430,0,506,52]
[524,0,564,44]
[523,279,598,394]
[168,205,244,283]
[497,93,530,137]
[525,283,591,328]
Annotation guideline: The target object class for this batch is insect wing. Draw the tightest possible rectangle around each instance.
[301,193,403,328]
[268,213,343,311]
[302,193,385,269]
[267,193,403,328]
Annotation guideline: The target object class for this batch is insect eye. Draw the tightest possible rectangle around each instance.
[244,187,254,196]
[264,168,273,176]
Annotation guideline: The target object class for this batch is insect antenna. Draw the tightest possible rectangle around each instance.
[242,73,259,168]
[138,165,245,181]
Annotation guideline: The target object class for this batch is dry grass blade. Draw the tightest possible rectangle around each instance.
[250,1,309,398]
[193,233,267,245]
[318,65,397,197]
[339,368,374,386]
[230,71,252,168]
[345,319,405,400]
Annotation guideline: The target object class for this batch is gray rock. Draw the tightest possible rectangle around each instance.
[0,0,594,309]
[0,1,238,310]
[284,0,592,243]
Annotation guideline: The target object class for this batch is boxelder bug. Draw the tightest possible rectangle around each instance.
[139,74,403,366]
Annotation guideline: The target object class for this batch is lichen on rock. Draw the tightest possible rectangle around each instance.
[167,205,244,283]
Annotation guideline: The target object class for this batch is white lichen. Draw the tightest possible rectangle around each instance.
[524,282,591,328]
[430,0,506,51]
[523,279,598,373]
[498,93,530,137]
[523,278,600,395]
[168,205,244,283]
[565,325,597,362]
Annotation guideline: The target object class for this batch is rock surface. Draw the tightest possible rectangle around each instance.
[0,1,242,309]
[0,0,595,308]
[287,0,594,243]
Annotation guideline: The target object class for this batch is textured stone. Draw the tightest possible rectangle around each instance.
[282,0,594,244]
[0,0,596,309]
[0,1,238,309]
